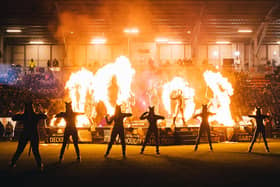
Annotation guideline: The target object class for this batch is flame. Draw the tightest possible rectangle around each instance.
[203,70,234,126]
[93,56,135,115]
[49,56,135,128]
[162,77,195,122]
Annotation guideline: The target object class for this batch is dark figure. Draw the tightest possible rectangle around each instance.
[171,89,188,126]
[248,107,270,152]
[139,106,164,155]
[0,121,4,138]
[5,121,14,140]
[104,105,132,158]
[10,101,47,170]
[193,104,215,151]
[55,102,83,163]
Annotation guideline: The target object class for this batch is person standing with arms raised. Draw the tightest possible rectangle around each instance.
[139,106,164,155]
[104,105,132,159]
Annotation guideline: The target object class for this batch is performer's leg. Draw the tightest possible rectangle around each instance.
[59,132,70,161]
[154,128,160,154]
[72,130,80,160]
[105,128,118,157]
[119,128,126,158]
[249,128,259,152]
[206,125,213,151]
[173,106,180,125]
[31,135,43,168]
[10,133,28,166]
[194,126,203,151]
[261,128,270,152]
[180,109,185,126]
[141,128,152,154]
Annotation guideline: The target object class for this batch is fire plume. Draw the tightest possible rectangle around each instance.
[203,70,234,126]
[162,77,195,122]
[49,56,135,128]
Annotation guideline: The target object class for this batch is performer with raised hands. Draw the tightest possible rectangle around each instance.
[55,102,83,163]
[139,106,164,155]
[104,105,132,159]
[248,107,270,152]
[193,104,215,152]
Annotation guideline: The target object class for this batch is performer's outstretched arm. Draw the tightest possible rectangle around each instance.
[155,114,165,120]
[193,113,201,119]
[12,114,24,121]
[123,113,132,118]
[140,112,148,120]
[55,112,66,118]
[248,115,257,118]
[105,115,114,124]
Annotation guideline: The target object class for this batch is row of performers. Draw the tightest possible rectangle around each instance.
[8,101,270,172]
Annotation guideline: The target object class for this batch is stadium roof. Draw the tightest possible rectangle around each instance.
[1,0,280,45]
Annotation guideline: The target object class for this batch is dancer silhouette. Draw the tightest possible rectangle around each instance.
[104,105,132,158]
[140,106,164,154]
[193,104,215,151]
[55,102,83,163]
[248,107,270,152]
[10,101,47,170]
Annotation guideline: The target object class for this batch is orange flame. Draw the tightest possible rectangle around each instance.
[203,71,234,126]
[49,56,135,128]
[162,77,195,122]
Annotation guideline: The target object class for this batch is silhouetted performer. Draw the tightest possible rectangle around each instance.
[104,105,132,158]
[140,106,164,154]
[248,107,270,152]
[193,104,215,151]
[0,121,4,138]
[56,102,83,162]
[171,89,188,126]
[10,101,47,170]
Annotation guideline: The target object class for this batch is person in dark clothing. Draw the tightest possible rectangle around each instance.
[171,89,188,126]
[5,121,14,140]
[139,106,165,155]
[104,105,132,158]
[55,102,83,163]
[10,101,47,170]
[193,104,215,151]
[0,121,4,138]
[248,107,270,152]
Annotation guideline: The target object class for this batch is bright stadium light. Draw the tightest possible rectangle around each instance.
[216,41,231,44]
[6,29,22,33]
[167,41,183,44]
[29,41,44,44]
[234,51,240,57]
[155,37,169,43]
[123,28,139,34]
[238,29,253,33]
[277,41,280,44]
[91,37,107,44]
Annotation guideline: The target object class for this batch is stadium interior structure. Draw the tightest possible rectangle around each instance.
[1,0,280,145]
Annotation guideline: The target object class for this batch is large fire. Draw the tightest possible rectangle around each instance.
[49,56,135,128]
[162,77,195,122]
[203,70,234,126]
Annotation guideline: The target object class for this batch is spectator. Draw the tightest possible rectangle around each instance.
[53,58,59,67]
[28,58,36,73]
[0,121,4,138]
[5,121,14,140]
[47,60,52,69]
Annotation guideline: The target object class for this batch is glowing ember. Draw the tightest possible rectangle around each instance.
[203,70,234,126]
[162,77,195,122]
